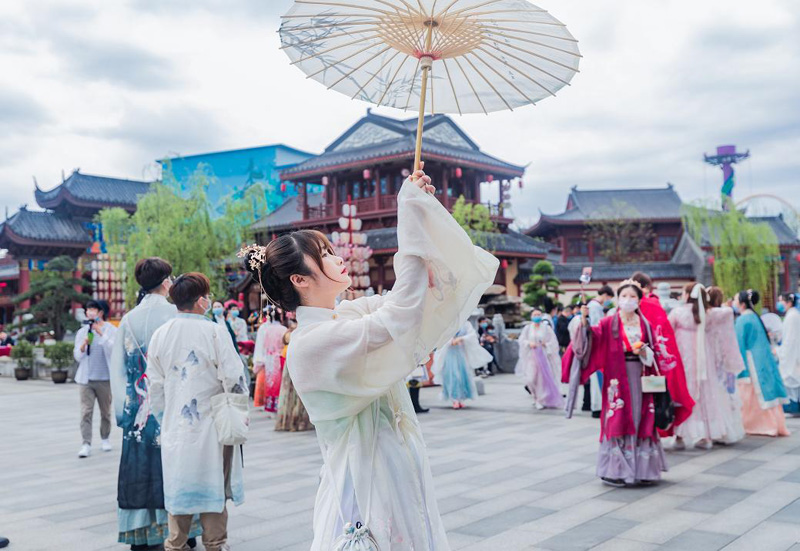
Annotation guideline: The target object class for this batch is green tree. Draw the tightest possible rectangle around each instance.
[584,200,656,263]
[13,256,92,341]
[683,204,779,297]
[98,166,262,307]
[450,195,497,248]
[522,260,562,308]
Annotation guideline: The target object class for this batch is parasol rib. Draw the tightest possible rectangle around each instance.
[304,41,384,78]
[291,33,382,64]
[445,0,506,19]
[462,54,513,110]
[328,45,393,89]
[294,0,394,15]
[453,56,488,114]
[486,42,575,85]
[480,24,578,42]
[440,58,462,115]
[468,50,539,104]
[280,26,379,49]
[490,39,579,73]
[484,32,583,57]
[375,54,410,106]
[476,46,556,95]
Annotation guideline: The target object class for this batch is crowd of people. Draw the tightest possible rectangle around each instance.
[12,163,797,551]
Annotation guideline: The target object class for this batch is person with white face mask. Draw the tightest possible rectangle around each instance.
[563,279,668,487]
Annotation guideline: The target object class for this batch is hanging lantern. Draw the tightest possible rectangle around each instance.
[454,167,462,178]
[501,259,509,269]
[280,183,287,192]
[708,255,715,265]
[401,168,411,178]
[795,253,800,263]
[363,168,371,180]
[322,176,329,186]
[487,174,494,182]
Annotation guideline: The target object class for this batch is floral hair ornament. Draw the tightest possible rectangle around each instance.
[237,243,276,316]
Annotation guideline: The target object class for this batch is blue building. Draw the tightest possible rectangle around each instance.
[159,144,316,217]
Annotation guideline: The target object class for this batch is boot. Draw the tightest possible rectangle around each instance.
[408,383,429,414]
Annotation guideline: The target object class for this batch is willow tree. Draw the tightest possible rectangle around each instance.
[97,167,262,307]
[683,204,779,297]
[451,195,497,248]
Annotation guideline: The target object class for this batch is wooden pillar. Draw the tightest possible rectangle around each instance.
[331,176,339,217]
[560,236,567,263]
[374,167,381,211]
[18,261,30,310]
[377,257,386,294]
[301,183,309,220]
[442,167,449,209]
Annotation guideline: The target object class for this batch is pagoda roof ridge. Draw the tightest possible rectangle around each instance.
[35,169,152,211]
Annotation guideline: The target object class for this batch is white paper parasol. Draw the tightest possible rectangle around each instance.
[279,0,580,170]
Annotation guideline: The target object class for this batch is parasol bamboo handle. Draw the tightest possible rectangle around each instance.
[413,21,435,175]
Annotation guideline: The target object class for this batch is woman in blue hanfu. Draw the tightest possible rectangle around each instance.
[432,320,492,409]
[108,258,200,550]
[734,289,790,436]
[240,163,497,551]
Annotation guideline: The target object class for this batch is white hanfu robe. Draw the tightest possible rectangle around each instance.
[288,178,498,551]
[779,307,800,405]
[147,314,247,515]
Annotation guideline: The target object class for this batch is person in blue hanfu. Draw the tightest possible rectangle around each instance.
[109,258,200,551]
[734,289,790,437]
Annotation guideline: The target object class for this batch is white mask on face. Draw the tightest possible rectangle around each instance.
[618,298,639,313]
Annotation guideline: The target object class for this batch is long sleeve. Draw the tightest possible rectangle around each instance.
[73,326,88,363]
[290,178,498,421]
[212,325,247,394]
[779,310,800,378]
[543,325,560,358]
[109,318,128,425]
[146,327,167,424]
[574,320,606,380]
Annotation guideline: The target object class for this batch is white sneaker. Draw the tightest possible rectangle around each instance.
[101,439,112,452]
[535,403,545,410]
[78,444,91,458]
[695,439,713,450]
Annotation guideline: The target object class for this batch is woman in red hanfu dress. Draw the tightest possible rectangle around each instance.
[563,279,668,487]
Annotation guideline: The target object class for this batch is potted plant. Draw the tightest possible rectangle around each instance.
[44,341,74,384]
[11,340,35,381]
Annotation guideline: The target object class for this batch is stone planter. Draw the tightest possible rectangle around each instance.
[51,370,69,384]
[14,366,31,381]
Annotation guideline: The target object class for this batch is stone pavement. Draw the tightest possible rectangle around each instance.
[1,374,800,551]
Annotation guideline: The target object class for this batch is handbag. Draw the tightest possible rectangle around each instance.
[640,323,675,430]
[329,401,381,551]
[210,330,250,446]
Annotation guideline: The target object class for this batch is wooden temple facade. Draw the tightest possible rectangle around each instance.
[0,171,151,322]
[245,111,549,316]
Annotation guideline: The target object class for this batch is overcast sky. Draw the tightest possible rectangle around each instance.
[1,0,798,229]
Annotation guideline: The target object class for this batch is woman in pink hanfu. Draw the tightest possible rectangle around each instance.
[515,309,564,410]
[253,316,287,413]
[669,283,745,450]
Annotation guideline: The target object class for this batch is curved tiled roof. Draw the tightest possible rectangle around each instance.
[0,208,92,246]
[365,227,548,256]
[35,170,151,210]
[250,193,325,232]
[282,112,524,179]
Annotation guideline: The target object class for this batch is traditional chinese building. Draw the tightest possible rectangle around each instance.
[245,110,549,316]
[0,170,151,320]
[526,185,800,303]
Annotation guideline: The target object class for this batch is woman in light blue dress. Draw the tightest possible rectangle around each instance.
[109,258,200,550]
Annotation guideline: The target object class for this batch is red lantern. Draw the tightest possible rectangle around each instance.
[795,253,800,263]
[363,169,371,180]
[501,259,509,269]
[454,167,462,178]
[280,183,287,192]
[708,255,715,265]
[487,174,494,182]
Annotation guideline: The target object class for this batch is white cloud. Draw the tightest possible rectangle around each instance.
[0,0,798,226]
